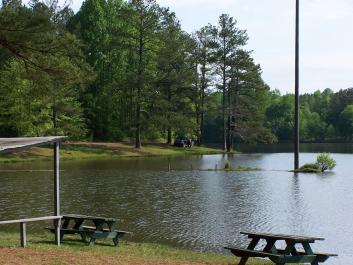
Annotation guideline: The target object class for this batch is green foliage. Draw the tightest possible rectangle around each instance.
[339,105,353,140]
[265,94,294,141]
[295,163,321,173]
[294,154,336,173]
[301,163,320,170]
[265,88,353,143]
[316,153,337,172]
[0,1,90,139]
[0,0,349,146]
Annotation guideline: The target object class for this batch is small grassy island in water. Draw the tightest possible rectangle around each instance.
[292,153,337,173]
[205,160,260,172]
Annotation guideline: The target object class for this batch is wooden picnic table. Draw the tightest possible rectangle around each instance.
[47,214,131,246]
[225,231,337,265]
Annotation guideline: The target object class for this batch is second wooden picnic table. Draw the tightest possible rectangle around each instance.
[56,214,130,246]
[225,231,337,265]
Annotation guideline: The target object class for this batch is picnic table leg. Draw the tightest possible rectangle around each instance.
[87,220,105,246]
[237,238,260,265]
[263,239,277,253]
[61,218,70,229]
[113,234,119,246]
[302,242,319,265]
[79,231,88,243]
[71,218,87,243]
[72,219,84,230]
[54,219,61,246]
[284,240,297,255]
[88,237,96,246]
[263,239,287,265]
[106,221,120,246]
[60,230,64,241]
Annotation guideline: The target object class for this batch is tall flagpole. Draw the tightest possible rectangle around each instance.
[294,0,300,170]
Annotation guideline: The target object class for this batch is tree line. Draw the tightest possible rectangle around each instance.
[266,88,353,142]
[0,0,351,149]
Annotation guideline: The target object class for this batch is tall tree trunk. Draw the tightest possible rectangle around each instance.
[196,106,200,145]
[227,83,232,152]
[231,76,239,151]
[135,29,143,149]
[135,98,141,148]
[222,83,226,151]
[200,105,204,145]
[167,128,172,145]
[200,64,206,146]
[167,85,172,145]
[222,37,227,151]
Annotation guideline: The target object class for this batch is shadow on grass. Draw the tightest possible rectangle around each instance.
[34,237,120,248]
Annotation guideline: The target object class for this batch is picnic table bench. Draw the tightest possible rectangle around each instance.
[225,232,337,265]
[46,214,131,246]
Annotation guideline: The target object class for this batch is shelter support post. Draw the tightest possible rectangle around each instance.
[20,222,26,247]
[54,142,61,246]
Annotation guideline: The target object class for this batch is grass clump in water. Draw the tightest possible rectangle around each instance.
[204,161,260,172]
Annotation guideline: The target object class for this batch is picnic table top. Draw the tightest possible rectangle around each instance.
[241,231,325,242]
[63,214,117,222]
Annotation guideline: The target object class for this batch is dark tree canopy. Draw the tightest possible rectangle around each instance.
[0,0,351,145]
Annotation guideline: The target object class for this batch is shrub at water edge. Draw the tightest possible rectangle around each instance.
[294,153,336,173]
[316,153,336,172]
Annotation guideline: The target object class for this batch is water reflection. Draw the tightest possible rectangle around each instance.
[0,152,351,264]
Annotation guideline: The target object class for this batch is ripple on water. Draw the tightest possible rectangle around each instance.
[0,153,351,264]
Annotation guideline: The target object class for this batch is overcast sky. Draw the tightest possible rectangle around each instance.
[69,0,353,94]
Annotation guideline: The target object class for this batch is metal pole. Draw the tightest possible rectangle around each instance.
[54,141,61,245]
[294,0,300,170]
[20,222,27,248]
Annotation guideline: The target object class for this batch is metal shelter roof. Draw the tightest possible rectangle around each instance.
[0,136,65,154]
[0,136,65,246]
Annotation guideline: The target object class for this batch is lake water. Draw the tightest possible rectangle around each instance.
[0,144,352,265]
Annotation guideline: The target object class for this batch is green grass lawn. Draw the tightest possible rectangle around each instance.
[0,232,273,265]
[0,142,224,163]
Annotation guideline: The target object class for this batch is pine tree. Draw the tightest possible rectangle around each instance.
[211,14,248,151]
[194,25,213,145]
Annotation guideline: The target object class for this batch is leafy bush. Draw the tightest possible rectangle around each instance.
[294,155,336,173]
[316,153,336,172]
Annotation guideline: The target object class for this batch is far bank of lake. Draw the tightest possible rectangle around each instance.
[0,142,224,163]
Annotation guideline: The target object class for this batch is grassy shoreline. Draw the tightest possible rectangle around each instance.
[0,142,225,163]
[0,232,272,265]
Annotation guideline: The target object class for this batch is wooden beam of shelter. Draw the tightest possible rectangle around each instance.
[0,136,65,154]
[0,136,65,247]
